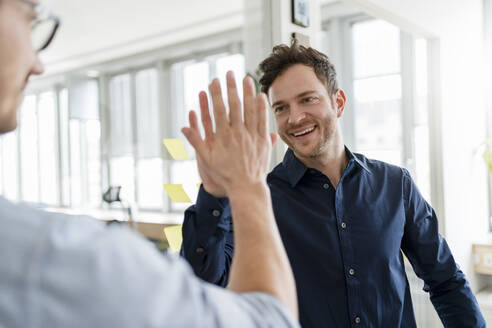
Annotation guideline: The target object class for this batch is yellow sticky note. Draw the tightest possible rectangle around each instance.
[164,225,183,252]
[163,139,189,160]
[164,184,192,203]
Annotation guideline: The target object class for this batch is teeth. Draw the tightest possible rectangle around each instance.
[293,126,315,137]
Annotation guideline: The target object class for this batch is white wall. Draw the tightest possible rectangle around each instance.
[346,0,489,291]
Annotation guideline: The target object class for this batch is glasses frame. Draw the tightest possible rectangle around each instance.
[18,0,60,52]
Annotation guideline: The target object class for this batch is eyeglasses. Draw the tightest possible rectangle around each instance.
[18,0,60,52]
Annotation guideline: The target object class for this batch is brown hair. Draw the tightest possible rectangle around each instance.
[258,39,338,96]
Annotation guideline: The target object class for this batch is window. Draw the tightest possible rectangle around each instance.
[105,69,164,211]
[0,82,101,209]
[323,16,431,201]
[108,74,135,205]
[59,88,70,206]
[67,119,102,208]
[413,39,431,201]
[38,92,59,205]
[135,69,163,210]
[68,80,101,208]
[169,53,245,211]
[97,50,245,213]
[19,95,40,203]
[352,19,402,166]
[0,41,245,215]
[1,131,19,201]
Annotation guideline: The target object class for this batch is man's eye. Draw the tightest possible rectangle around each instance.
[274,106,285,113]
[303,97,316,103]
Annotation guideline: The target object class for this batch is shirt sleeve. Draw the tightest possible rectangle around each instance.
[400,168,485,328]
[180,185,234,286]
[35,215,298,328]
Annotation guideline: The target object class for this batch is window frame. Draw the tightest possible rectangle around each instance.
[321,11,444,223]
[99,42,244,214]
[0,29,243,214]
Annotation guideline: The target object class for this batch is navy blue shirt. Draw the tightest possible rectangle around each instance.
[181,148,485,327]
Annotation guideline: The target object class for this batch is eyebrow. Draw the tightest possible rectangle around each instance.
[271,90,318,108]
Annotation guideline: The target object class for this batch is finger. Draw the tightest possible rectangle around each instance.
[243,76,257,133]
[199,91,214,140]
[226,71,242,127]
[209,79,228,133]
[256,92,269,138]
[181,127,206,158]
[189,110,200,134]
[269,132,278,146]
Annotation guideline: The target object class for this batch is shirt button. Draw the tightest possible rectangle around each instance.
[349,268,355,276]
[322,183,329,189]
[195,247,204,253]
[212,209,221,217]
[341,222,347,229]
[355,316,361,324]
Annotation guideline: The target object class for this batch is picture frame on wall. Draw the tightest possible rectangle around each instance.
[292,0,310,28]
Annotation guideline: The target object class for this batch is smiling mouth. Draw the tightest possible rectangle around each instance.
[291,125,316,138]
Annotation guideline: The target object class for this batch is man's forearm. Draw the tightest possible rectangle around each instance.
[429,270,485,327]
[226,182,298,319]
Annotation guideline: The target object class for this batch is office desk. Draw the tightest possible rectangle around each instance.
[45,207,183,242]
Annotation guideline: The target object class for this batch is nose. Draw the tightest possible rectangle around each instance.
[287,105,307,125]
[31,53,45,76]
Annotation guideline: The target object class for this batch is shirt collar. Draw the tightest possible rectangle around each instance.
[281,146,370,187]
[281,148,308,188]
[345,147,371,173]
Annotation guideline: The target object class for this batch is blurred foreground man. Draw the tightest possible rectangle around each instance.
[181,41,486,327]
[0,0,299,327]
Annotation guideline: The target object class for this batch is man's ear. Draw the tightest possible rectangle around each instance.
[334,89,346,118]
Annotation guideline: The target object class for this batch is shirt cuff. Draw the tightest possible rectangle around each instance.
[195,185,231,232]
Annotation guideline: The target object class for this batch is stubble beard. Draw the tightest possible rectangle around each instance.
[281,126,330,160]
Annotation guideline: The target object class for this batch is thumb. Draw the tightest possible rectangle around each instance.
[269,133,278,146]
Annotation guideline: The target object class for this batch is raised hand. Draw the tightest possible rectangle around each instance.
[181,71,277,197]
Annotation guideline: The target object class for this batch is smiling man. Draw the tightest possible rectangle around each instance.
[181,41,486,327]
[0,0,300,327]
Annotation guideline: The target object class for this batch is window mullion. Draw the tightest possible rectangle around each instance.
[54,85,63,206]
[36,94,42,204]
[99,74,111,206]
[341,17,356,150]
[400,31,416,175]
[130,71,139,208]
[160,61,173,213]
[66,90,73,207]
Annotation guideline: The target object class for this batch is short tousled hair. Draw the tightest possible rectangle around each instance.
[258,39,338,96]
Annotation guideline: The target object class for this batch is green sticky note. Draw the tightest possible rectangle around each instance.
[164,184,192,203]
[483,150,492,173]
[163,139,190,160]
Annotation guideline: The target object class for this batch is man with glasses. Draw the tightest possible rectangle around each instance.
[0,1,299,327]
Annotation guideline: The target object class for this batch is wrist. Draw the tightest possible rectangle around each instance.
[201,183,227,199]
[226,181,270,201]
